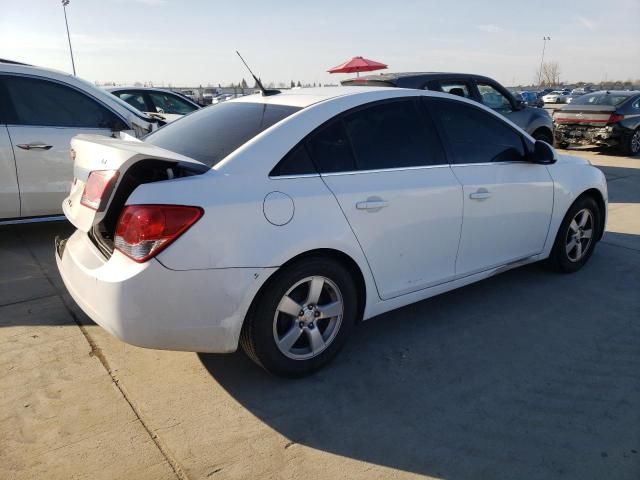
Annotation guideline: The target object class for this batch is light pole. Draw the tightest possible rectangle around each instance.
[61,0,76,75]
[537,36,550,86]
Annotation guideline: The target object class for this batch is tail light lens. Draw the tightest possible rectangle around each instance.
[114,205,203,263]
[607,113,624,124]
[81,170,119,211]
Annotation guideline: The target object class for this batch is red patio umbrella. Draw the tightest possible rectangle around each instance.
[327,56,388,77]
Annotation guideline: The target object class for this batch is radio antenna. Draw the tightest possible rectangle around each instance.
[236,51,280,96]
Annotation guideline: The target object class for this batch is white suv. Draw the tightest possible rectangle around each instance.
[0,60,159,223]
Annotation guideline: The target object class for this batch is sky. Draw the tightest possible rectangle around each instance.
[1,0,639,87]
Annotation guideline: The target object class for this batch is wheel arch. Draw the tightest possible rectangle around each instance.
[576,188,606,241]
[245,248,368,329]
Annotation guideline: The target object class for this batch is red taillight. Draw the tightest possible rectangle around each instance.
[114,205,203,263]
[607,113,624,124]
[81,170,119,211]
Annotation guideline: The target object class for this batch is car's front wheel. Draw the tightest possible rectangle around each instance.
[240,257,358,377]
[546,195,601,273]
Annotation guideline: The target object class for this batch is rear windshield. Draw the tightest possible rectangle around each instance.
[570,93,630,106]
[144,101,301,167]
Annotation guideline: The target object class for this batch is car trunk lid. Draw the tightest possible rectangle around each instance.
[553,105,618,127]
[63,134,207,233]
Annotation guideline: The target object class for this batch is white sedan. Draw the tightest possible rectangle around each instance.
[542,90,570,104]
[0,61,160,222]
[56,87,607,377]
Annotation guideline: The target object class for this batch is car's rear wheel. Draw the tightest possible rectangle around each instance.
[620,128,640,156]
[240,257,357,377]
[546,195,601,273]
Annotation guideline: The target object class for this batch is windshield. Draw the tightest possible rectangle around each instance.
[570,92,631,106]
[144,101,302,167]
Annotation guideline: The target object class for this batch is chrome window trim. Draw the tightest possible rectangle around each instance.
[268,160,530,179]
[269,173,321,180]
[451,160,529,167]
[320,163,451,177]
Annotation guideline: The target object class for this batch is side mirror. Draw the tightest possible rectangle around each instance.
[530,139,557,164]
[515,99,526,110]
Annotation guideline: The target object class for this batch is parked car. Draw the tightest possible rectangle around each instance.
[342,72,554,143]
[542,90,571,104]
[180,89,197,101]
[553,90,640,155]
[56,87,607,377]
[0,60,161,223]
[518,90,543,107]
[107,87,201,123]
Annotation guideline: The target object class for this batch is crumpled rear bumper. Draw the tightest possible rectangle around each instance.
[554,124,621,147]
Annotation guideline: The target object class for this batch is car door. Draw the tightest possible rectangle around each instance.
[2,75,127,217]
[307,98,463,300]
[427,97,553,276]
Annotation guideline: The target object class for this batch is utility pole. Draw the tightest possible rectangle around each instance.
[537,36,550,86]
[61,0,76,75]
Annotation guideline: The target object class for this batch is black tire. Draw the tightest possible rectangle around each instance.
[553,137,569,149]
[533,129,553,145]
[545,195,601,273]
[240,257,358,377]
[619,128,640,157]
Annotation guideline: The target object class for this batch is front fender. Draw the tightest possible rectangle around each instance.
[543,160,608,257]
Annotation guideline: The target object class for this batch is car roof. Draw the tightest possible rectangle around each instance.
[342,71,498,85]
[105,86,184,93]
[589,90,640,96]
[231,86,400,108]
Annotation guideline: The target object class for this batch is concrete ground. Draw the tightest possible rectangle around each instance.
[1,149,639,480]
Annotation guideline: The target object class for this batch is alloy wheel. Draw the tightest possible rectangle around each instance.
[631,130,640,154]
[565,208,594,262]
[272,276,344,360]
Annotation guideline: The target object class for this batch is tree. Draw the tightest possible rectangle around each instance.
[241,78,248,89]
[290,80,295,88]
[537,61,561,87]
[296,80,302,87]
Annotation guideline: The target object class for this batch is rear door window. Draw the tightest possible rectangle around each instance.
[428,98,526,164]
[3,75,122,128]
[270,143,316,176]
[145,102,301,167]
[342,99,445,170]
[305,120,357,173]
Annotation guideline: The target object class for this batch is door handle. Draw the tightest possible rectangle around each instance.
[469,189,491,200]
[356,199,389,211]
[16,143,53,151]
